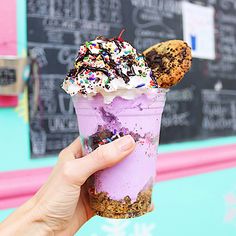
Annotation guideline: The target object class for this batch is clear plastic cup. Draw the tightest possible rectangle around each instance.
[73,91,166,218]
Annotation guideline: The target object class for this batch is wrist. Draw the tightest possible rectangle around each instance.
[23,213,53,236]
[0,200,52,236]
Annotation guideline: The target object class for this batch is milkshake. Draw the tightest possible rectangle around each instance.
[62,35,192,218]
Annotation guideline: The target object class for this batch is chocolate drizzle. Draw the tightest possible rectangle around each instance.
[63,35,153,96]
[116,68,130,83]
[79,40,132,84]
[78,65,110,77]
[67,68,78,78]
[114,40,122,52]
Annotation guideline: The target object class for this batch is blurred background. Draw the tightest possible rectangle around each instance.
[1,0,236,235]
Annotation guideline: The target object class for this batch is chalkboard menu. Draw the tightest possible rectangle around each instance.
[27,0,236,158]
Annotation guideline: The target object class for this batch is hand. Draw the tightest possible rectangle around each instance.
[0,135,135,236]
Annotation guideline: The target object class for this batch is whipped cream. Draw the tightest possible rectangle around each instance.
[62,36,158,103]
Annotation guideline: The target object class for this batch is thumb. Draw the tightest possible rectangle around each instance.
[62,135,135,186]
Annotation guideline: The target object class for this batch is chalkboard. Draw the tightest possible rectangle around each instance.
[200,0,236,139]
[27,0,236,157]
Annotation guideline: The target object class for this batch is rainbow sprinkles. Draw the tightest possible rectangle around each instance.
[62,36,159,103]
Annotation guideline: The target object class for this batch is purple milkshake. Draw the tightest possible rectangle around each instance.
[62,36,167,218]
[73,92,166,218]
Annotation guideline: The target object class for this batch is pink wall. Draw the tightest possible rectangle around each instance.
[1,143,236,209]
[0,0,17,55]
[0,0,18,107]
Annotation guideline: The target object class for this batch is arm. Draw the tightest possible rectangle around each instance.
[0,135,135,236]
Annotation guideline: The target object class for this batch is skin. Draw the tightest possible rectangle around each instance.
[0,135,137,236]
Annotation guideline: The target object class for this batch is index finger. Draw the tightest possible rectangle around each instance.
[67,136,83,158]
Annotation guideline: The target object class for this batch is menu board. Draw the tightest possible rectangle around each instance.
[200,0,236,139]
[201,89,236,137]
[27,0,123,157]
[27,0,236,157]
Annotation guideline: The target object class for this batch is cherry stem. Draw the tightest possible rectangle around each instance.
[118,29,125,40]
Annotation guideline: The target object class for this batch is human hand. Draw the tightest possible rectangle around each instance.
[0,135,135,236]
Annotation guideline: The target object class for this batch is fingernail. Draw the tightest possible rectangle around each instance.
[117,135,135,152]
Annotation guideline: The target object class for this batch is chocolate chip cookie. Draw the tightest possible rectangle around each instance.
[143,40,192,88]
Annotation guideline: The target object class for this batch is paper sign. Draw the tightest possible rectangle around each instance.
[182,1,215,60]
[0,57,27,95]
